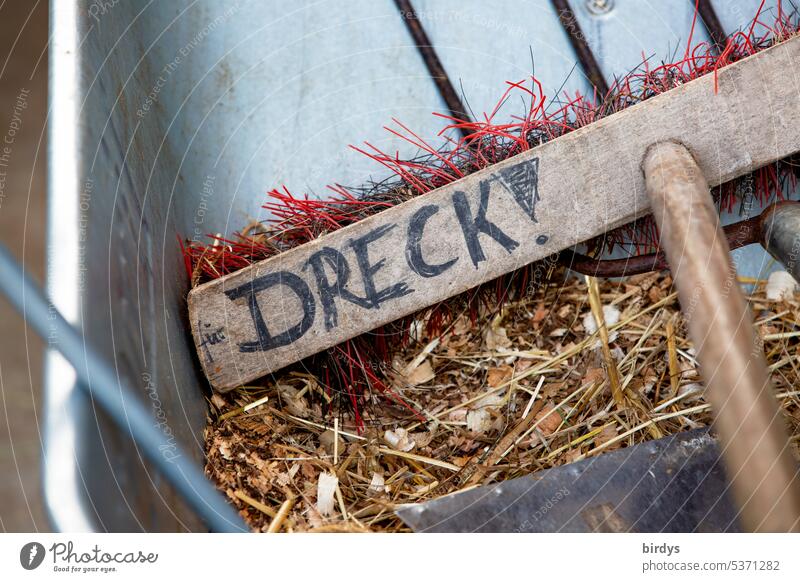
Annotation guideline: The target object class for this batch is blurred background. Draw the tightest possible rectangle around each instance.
[0,2,48,531]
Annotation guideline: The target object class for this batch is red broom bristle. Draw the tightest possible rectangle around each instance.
[183,2,800,427]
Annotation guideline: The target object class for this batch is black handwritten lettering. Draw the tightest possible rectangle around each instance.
[348,223,413,308]
[198,321,226,362]
[304,247,371,331]
[452,182,519,268]
[490,157,540,222]
[405,204,458,278]
[225,272,315,352]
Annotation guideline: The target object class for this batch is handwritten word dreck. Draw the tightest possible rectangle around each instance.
[190,154,550,391]
[190,34,800,391]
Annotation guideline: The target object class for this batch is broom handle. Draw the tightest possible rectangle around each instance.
[643,141,800,532]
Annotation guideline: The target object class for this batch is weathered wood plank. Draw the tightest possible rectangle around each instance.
[190,35,800,392]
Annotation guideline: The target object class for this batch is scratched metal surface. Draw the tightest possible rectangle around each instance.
[46,0,788,531]
[48,0,453,533]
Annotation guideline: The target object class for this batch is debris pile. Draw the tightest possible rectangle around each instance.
[205,272,800,532]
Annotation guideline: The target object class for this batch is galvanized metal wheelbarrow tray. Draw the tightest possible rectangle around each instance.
[47,0,790,531]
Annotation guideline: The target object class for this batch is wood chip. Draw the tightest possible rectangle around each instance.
[317,473,338,517]
[534,403,562,436]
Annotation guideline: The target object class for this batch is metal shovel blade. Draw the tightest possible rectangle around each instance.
[396,430,741,532]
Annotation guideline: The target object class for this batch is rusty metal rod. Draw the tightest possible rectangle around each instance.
[643,141,800,532]
[559,211,764,277]
[561,200,800,278]
[696,0,728,52]
[394,0,473,137]
[550,0,611,96]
